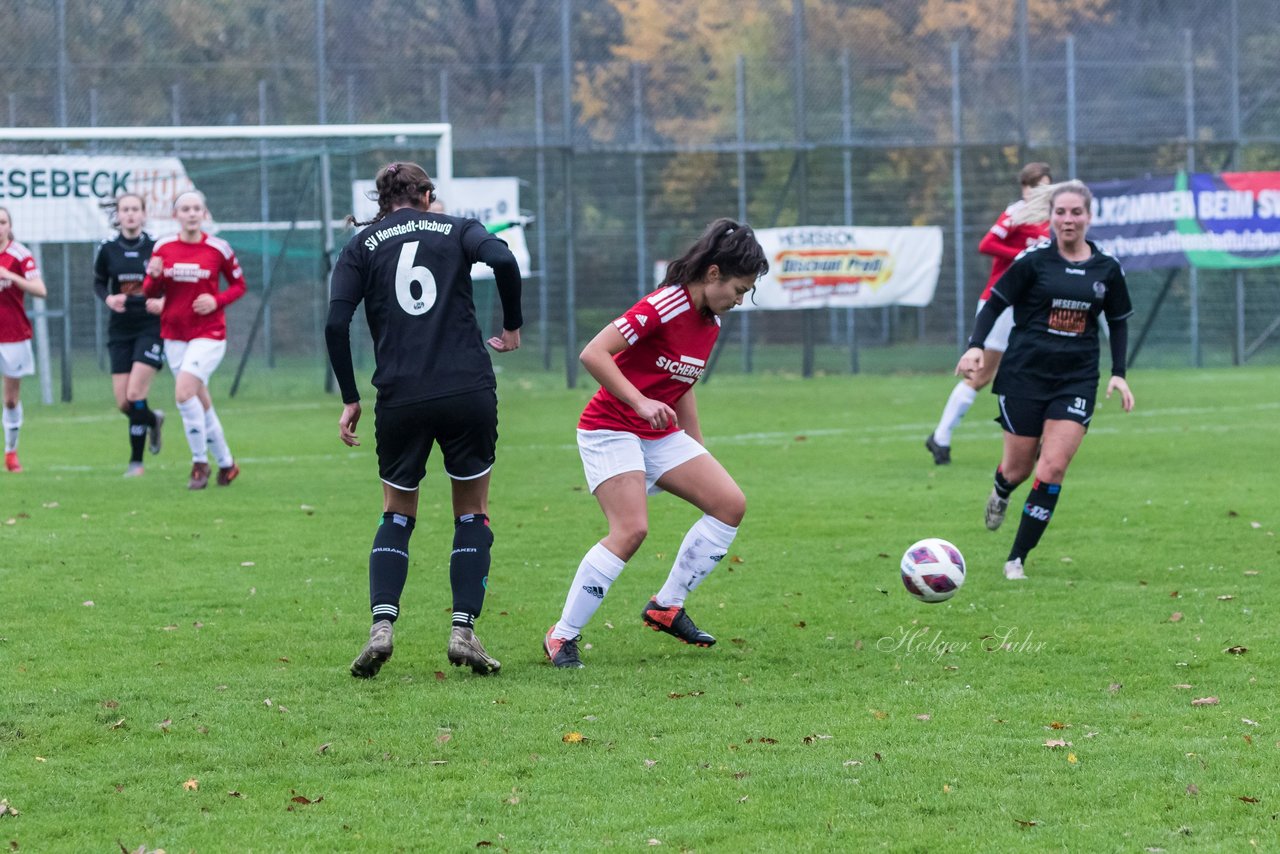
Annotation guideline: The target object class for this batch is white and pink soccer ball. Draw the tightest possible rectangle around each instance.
[900,538,966,603]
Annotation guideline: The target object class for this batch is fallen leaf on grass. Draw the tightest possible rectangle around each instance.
[316,743,331,755]
[1224,646,1248,655]
[434,672,446,682]
[1043,739,1071,748]
[1168,612,1182,622]
[161,625,178,631]
[1191,697,1220,706]
[477,841,493,848]
[562,732,584,744]
[647,840,661,846]
[228,790,243,798]
[1217,595,1235,601]
[1186,784,1199,796]
[1238,795,1260,804]
[83,601,95,607]
[643,759,657,768]
[289,791,323,806]
[1014,818,1038,827]
[915,715,932,722]
[108,718,126,730]
[1173,684,1193,690]
[157,719,171,732]
[0,799,18,817]
[437,732,452,744]
[1067,753,1078,764]
[843,760,862,767]
[1108,683,1123,693]
[241,561,255,567]
[182,779,198,791]
[1047,722,1070,730]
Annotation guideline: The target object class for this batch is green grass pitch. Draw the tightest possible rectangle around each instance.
[3,361,1277,851]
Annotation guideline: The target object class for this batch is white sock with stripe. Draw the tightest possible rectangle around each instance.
[3,402,21,452]
[933,382,977,447]
[204,406,234,468]
[553,543,625,640]
[177,398,208,462]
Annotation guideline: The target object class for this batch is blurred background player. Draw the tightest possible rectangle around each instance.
[326,162,522,680]
[0,207,46,473]
[956,180,1134,580]
[94,193,165,477]
[143,189,246,490]
[926,162,1053,464]
[544,218,768,669]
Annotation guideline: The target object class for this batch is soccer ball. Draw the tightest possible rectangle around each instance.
[900,538,966,603]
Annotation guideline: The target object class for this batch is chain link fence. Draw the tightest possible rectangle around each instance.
[3,0,1279,396]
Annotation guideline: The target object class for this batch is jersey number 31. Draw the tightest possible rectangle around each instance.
[395,241,438,316]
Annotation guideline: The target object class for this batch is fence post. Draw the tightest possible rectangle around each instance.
[951,42,966,353]
[736,55,752,373]
[1183,28,1200,367]
[633,62,647,299]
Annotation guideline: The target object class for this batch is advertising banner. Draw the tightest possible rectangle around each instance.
[0,155,197,242]
[1089,171,1280,270]
[739,225,943,310]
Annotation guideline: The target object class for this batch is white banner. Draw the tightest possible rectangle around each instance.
[0,155,198,242]
[352,176,531,279]
[738,225,943,310]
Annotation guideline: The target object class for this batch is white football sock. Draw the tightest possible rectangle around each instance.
[553,542,625,639]
[3,402,21,452]
[204,406,234,468]
[933,382,978,447]
[655,514,738,608]
[177,397,208,462]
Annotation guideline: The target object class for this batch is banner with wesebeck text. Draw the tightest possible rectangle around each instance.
[739,225,943,310]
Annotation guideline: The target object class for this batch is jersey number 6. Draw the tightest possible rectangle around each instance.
[395,241,438,316]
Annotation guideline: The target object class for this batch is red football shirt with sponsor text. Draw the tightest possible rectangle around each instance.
[142,232,247,341]
[578,285,720,439]
[978,199,1050,299]
[0,240,40,343]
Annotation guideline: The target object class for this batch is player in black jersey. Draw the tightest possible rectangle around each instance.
[94,193,164,477]
[325,162,523,679]
[957,180,1135,580]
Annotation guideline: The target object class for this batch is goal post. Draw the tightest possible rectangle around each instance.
[0,123,452,402]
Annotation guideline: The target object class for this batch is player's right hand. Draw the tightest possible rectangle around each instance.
[146,256,164,277]
[105,294,127,312]
[633,398,678,431]
[339,402,362,446]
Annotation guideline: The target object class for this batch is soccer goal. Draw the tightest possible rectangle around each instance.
[0,123,451,402]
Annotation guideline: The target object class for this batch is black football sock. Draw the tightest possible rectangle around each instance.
[127,400,156,463]
[1009,479,1061,562]
[369,512,415,624]
[993,466,1019,500]
[449,513,493,627]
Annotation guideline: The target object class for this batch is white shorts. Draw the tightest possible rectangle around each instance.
[164,338,227,384]
[0,340,35,378]
[577,428,709,496]
[977,299,1015,353]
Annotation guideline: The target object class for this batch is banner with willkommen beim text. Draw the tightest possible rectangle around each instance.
[740,225,943,310]
[1089,172,1280,271]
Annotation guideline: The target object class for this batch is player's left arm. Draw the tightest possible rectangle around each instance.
[0,259,46,298]
[674,390,702,444]
[215,250,248,308]
[470,224,523,351]
[1103,261,1135,412]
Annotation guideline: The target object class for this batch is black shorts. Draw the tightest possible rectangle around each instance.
[108,333,165,374]
[995,392,1094,437]
[374,387,498,491]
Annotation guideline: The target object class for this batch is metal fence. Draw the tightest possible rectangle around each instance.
[3,0,1279,397]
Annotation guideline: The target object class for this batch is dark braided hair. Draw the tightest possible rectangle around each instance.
[346,161,437,227]
[660,217,769,289]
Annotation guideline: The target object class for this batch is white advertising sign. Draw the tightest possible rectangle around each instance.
[739,225,944,310]
[0,155,199,242]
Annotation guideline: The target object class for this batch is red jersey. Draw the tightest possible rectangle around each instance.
[978,199,1050,299]
[579,285,720,439]
[0,240,40,343]
[143,233,247,341]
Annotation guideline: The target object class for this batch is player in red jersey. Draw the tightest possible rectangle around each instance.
[0,207,46,473]
[544,218,769,668]
[143,190,247,490]
[926,162,1053,465]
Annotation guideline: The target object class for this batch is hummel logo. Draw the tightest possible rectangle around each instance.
[636,315,648,326]
[582,584,605,599]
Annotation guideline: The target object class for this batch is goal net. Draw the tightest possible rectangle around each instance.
[0,123,451,402]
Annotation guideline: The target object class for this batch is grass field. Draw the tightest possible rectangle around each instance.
[3,361,1278,852]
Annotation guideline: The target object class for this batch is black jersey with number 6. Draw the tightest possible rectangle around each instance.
[93,232,158,340]
[991,239,1134,400]
[329,208,517,407]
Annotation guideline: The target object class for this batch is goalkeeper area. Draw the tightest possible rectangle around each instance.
[0,123,452,403]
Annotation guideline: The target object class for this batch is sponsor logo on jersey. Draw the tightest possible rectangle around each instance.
[166,262,212,282]
[1092,281,1107,299]
[655,354,706,384]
